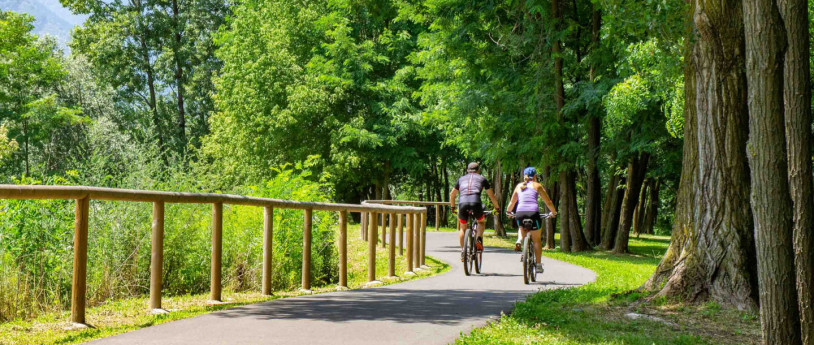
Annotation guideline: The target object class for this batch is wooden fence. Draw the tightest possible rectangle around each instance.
[0,185,427,325]
[361,200,449,270]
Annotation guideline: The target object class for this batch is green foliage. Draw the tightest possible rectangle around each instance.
[0,124,17,160]
[206,0,446,200]
[0,11,83,176]
[0,158,337,322]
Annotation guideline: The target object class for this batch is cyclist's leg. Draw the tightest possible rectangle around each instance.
[457,204,468,249]
[458,220,466,248]
[531,228,543,263]
[474,203,486,239]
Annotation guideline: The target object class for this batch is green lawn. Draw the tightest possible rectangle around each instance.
[0,224,448,345]
[460,232,761,345]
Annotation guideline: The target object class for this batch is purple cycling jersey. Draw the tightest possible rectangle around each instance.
[516,183,539,212]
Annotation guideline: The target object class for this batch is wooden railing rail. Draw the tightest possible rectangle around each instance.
[0,185,425,325]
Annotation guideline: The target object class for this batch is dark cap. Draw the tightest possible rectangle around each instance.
[467,162,480,172]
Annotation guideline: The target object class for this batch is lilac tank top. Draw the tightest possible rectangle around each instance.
[516,184,539,212]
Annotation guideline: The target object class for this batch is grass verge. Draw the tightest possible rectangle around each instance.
[0,224,448,345]
[458,231,760,345]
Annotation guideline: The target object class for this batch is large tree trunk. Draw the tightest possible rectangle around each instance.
[543,166,558,249]
[584,7,602,247]
[777,0,814,341]
[613,153,649,253]
[643,0,758,310]
[134,0,163,153]
[601,176,624,250]
[743,0,804,343]
[567,171,589,251]
[493,160,506,236]
[600,171,620,239]
[642,179,660,235]
[585,116,601,246]
[443,156,450,227]
[558,171,571,252]
[632,178,649,236]
[171,0,187,155]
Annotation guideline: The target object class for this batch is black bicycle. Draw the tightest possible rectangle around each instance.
[461,210,492,276]
[509,212,552,284]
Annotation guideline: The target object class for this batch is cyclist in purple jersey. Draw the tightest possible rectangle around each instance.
[450,162,501,261]
[506,167,557,271]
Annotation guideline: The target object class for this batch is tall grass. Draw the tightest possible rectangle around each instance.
[0,122,338,322]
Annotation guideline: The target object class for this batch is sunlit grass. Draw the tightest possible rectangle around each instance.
[0,223,448,345]
[458,231,761,345]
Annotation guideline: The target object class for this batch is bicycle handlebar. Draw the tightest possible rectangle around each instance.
[505,211,554,219]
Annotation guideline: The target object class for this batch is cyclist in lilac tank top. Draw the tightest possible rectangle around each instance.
[506,167,557,272]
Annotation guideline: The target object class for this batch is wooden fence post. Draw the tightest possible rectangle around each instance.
[71,197,89,324]
[420,210,427,267]
[413,213,420,269]
[262,206,273,295]
[361,211,368,240]
[150,201,164,310]
[405,213,414,274]
[211,202,223,302]
[398,214,404,256]
[435,206,440,231]
[302,208,312,291]
[388,213,396,277]
[339,210,348,288]
[381,213,386,248]
[368,211,378,282]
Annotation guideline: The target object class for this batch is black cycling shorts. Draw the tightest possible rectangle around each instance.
[458,203,485,224]
[515,211,542,230]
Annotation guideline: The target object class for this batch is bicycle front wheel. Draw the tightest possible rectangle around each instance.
[522,235,534,285]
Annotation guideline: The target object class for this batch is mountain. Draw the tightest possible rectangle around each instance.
[0,0,87,50]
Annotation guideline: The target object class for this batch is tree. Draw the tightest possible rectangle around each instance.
[67,0,228,157]
[743,0,813,341]
[0,11,84,176]
[644,0,759,310]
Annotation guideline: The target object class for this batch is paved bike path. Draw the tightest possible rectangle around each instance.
[90,232,596,345]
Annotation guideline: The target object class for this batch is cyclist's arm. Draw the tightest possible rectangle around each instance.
[534,182,557,216]
[449,188,459,210]
[506,185,519,213]
[485,188,500,211]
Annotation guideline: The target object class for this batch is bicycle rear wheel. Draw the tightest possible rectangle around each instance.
[463,228,474,276]
[522,235,533,284]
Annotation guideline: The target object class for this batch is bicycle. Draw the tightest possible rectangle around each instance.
[508,212,552,284]
[458,209,492,276]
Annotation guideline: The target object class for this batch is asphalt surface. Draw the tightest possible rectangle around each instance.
[90,232,596,345]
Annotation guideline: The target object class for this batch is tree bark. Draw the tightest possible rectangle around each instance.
[443,156,450,227]
[643,0,758,310]
[632,178,649,236]
[171,0,187,155]
[584,6,602,247]
[743,0,803,342]
[558,170,571,252]
[613,153,649,253]
[543,166,558,249]
[601,175,624,250]
[777,0,814,341]
[567,171,589,251]
[642,179,660,235]
[600,171,620,239]
[493,160,506,236]
[134,0,163,153]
